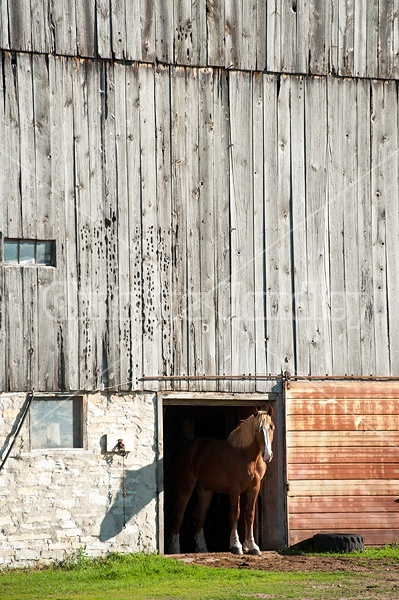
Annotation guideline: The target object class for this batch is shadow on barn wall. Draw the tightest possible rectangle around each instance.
[99,458,162,542]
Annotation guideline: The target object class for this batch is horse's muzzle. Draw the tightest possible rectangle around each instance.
[263,450,273,463]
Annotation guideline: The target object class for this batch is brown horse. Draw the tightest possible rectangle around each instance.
[169,407,275,555]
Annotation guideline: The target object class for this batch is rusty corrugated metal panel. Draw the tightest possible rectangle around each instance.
[286,381,399,548]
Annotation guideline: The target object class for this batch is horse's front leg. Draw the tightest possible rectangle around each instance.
[193,487,213,552]
[229,491,243,555]
[242,486,261,556]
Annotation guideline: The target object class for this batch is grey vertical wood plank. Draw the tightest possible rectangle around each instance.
[125,65,143,390]
[2,53,22,238]
[48,55,66,391]
[125,0,142,60]
[174,0,203,66]
[354,0,368,76]
[31,0,52,53]
[206,0,225,66]
[393,0,399,78]
[32,54,53,240]
[342,79,362,375]
[5,270,24,390]
[366,0,379,78]
[378,0,394,78]
[296,0,309,73]
[356,79,375,374]
[290,75,309,375]
[253,73,267,390]
[17,55,37,239]
[155,65,173,383]
[380,81,399,373]
[225,0,242,68]
[277,74,295,376]
[338,0,354,76]
[266,0,280,72]
[139,65,160,390]
[255,0,266,70]
[280,0,297,72]
[87,60,106,390]
[37,268,58,390]
[73,59,97,390]
[8,1,32,51]
[171,67,189,390]
[213,69,231,391]
[229,70,255,391]
[51,0,77,56]
[75,0,95,57]
[22,269,38,390]
[110,0,126,59]
[141,0,156,61]
[263,75,278,374]
[241,0,257,70]
[102,62,121,390]
[112,62,131,390]
[328,77,361,374]
[96,0,112,57]
[57,57,79,390]
[329,0,339,72]
[370,81,390,374]
[304,76,332,374]
[155,0,174,63]
[265,75,294,375]
[185,69,201,388]
[327,77,349,374]
[198,68,217,390]
[0,0,9,49]
[309,0,327,74]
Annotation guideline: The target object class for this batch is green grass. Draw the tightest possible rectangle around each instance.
[0,549,398,600]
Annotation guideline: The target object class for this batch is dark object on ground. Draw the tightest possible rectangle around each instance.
[312,533,364,553]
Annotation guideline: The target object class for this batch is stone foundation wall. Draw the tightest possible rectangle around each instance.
[0,392,159,568]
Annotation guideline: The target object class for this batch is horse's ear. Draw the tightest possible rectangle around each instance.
[267,405,274,417]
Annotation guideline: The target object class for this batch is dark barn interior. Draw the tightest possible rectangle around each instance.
[163,404,275,554]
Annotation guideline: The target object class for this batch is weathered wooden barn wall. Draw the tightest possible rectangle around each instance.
[1,1,399,78]
[286,381,399,547]
[1,51,399,392]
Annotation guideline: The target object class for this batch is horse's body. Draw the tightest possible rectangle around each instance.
[170,407,275,556]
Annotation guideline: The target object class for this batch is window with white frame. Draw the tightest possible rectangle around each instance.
[30,396,84,450]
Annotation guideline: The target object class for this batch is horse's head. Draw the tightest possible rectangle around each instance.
[254,406,275,463]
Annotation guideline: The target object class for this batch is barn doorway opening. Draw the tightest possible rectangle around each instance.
[162,397,281,554]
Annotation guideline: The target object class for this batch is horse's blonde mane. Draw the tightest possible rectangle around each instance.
[228,412,270,450]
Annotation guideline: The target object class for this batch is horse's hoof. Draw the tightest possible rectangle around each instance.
[230,546,243,555]
[247,548,261,556]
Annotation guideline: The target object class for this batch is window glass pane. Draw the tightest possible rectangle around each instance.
[4,241,19,263]
[20,242,36,264]
[30,398,83,449]
[36,241,55,266]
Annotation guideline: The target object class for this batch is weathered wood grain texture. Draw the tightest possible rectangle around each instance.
[125,66,144,389]
[140,65,160,392]
[5,55,399,391]
[3,2,399,79]
[303,76,332,375]
[155,65,173,385]
[170,67,190,391]
[213,70,232,393]
[286,382,399,547]
[229,70,255,391]
[198,68,217,391]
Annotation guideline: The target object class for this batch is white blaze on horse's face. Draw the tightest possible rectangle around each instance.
[261,422,274,463]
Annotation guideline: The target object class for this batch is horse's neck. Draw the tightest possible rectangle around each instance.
[243,440,263,462]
